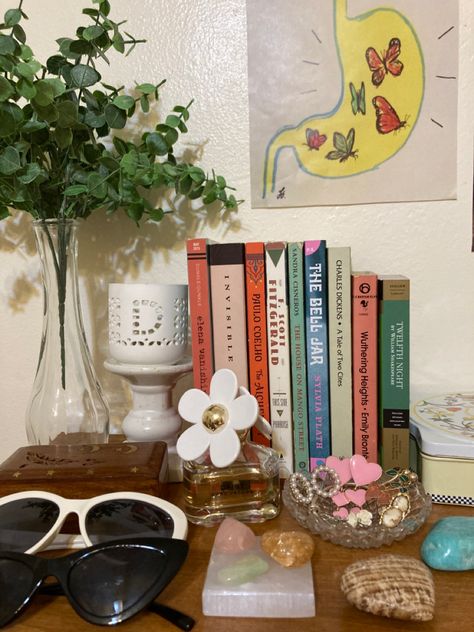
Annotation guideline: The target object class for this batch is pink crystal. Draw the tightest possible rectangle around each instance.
[214,518,257,553]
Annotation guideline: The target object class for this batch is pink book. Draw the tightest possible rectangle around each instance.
[351,272,378,462]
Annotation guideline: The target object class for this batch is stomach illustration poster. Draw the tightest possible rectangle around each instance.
[247,0,459,208]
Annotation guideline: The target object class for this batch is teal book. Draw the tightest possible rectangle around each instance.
[287,243,310,474]
[304,240,331,469]
[378,275,410,469]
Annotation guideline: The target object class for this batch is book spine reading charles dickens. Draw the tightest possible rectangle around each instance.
[304,240,331,469]
[208,243,249,389]
[378,275,410,469]
[187,239,214,393]
[352,272,378,462]
[265,242,294,475]
[245,242,270,446]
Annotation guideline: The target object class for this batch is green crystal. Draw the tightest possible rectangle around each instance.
[217,554,269,585]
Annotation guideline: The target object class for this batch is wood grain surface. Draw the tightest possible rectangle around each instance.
[7,485,474,632]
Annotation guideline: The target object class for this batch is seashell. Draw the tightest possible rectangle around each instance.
[391,493,410,514]
[261,529,314,567]
[379,506,403,528]
[340,554,435,621]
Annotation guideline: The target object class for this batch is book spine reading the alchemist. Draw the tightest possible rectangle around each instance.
[186,238,214,393]
[287,242,310,474]
[245,242,270,446]
[328,246,353,458]
[352,271,378,462]
[208,243,249,389]
[304,240,331,469]
[265,242,294,476]
[378,275,410,469]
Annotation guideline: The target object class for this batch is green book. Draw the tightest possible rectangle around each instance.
[287,243,310,474]
[378,275,410,469]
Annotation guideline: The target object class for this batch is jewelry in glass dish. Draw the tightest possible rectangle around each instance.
[283,455,432,548]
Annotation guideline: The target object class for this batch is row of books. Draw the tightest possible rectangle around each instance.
[186,239,410,476]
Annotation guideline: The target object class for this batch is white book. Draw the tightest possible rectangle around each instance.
[265,242,294,476]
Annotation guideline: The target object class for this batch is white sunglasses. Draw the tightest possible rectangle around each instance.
[0,490,187,554]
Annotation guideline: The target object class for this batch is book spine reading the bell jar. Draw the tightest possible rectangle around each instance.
[265,242,294,476]
[328,246,353,458]
[245,242,271,446]
[352,271,378,463]
[208,243,249,389]
[187,238,214,393]
[287,242,310,474]
[304,240,331,469]
[378,275,410,469]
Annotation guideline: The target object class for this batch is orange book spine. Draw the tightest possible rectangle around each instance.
[351,272,378,462]
[245,242,270,446]
[187,239,214,394]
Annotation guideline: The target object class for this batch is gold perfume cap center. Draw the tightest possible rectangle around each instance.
[202,404,228,433]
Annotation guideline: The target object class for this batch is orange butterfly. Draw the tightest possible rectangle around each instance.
[365,38,403,86]
[372,96,407,134]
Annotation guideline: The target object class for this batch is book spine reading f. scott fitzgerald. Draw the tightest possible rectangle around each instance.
[328,247,353,458]
[352,272,378,462]
[245,242,270,446]
[187,238,214,393]
[288,242,310,474]
[208,243,249,389]
[378,275,410,469]
[304,240,331,469]
[265,242,294,476]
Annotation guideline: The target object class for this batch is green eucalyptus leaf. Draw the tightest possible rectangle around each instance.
[165,128,178,146]
[12,24,26,44]
[32,101,58,123]
[0,204,10,220]
[87,172,108,199]
[136,83,155,95]
[0,54,14,73]
[146,132,168,156]
[84,110,106,128]
[70,39,93,55]
[0,35,17,55]
[163,163,178,177]
[148,207,164,222]
[203,191,217,204]
[216,175,226,189]
[18,162,46,184]
[179,174,192,195]
[187,186,204,200]
[70,64,101,88]
[1,101,23,124]
[47,55,66,75]
[83,144,100,163]
[0,76,14,102]
[20,45,33,61]
[16,78,36,99]
[0,146,21,174]
[56,101,78,128]
[177,120,188,133]
[112,32,124,53]
[165,114,180,128]
[58,38,81,60]
[21,118,47,133]
[120,152,138,176]
[4,9,21,27]
[33,80,55,106]
[82,8,100,18]
[126,202,143,224]
[54,126,73,148]
[104,103,126,128]
[83,25,105,41]
[65,184,87,196]
[112,137,129,155]
[140,94,149,113]
[113,94,135,111]
[16,60,41,78]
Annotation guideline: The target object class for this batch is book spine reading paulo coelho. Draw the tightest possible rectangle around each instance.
[352,271,378,462]
[265,242,294,476]
[288,242,310,474]
[187,238,214,393]
[208,243,249,389]
[304,240,331,469]
[328,246,353,458]
[245,242,271,446]
[378,275,410,469]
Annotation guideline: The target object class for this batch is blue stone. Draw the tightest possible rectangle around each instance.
[421,517,474,571]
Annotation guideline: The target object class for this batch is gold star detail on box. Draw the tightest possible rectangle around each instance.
[12,471,21,478]
[87,469,94,475]
[130,467,139,473]
[47,470,55,477]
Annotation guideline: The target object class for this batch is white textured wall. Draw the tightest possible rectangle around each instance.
[0,0,473,462]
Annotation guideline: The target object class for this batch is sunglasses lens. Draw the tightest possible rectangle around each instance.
[85,500,174,544]
[0,499,59,552]
[0,559,35,625]
[68,545,166,621]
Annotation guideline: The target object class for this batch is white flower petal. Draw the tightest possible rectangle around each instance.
[228,394,258,430]
[176,424,210,461]
[210,369,238,405]
[209,427,241,468]
[178,389,210,424]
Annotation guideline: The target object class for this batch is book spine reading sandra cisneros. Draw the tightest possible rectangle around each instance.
[245,242,270,446]
[186,238,214,393]
[287,242,310,474]
[208,243,249,389]
[378,275,410,469]
[352,271,378,463]
[304,240,331,469]
[265,242,294,476]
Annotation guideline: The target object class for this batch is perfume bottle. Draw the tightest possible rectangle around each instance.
[182,431,280,526]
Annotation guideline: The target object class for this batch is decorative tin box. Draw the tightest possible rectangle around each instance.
[410,393,474,506]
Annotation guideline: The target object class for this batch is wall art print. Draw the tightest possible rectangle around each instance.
[247,0,459,208]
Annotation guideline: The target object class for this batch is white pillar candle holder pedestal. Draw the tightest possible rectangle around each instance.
[104,357,193,482]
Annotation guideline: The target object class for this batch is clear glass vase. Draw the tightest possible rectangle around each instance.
[25,219,109,445]
[182,433,281,526]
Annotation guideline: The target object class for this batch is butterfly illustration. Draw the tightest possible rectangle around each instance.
[372,96,407,134]
[325,128,358,162]
[365,38,403,87]
[304,128,327,151]
[349,81,366,115]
